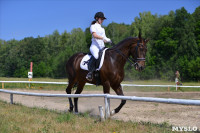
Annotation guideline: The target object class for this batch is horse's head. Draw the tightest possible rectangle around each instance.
[130,33,149,71]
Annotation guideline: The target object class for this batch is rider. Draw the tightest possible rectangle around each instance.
[86,12,112,81]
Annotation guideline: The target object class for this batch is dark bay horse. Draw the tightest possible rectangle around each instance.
[66,33,148,115]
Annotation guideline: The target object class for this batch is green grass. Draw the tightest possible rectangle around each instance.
[0,77,200,92]
[0,100,177,133]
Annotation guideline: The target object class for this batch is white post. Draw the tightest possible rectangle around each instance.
[176,83,177,91]
[104,96,110,119]
[121,85,124,91]
[98,105,105,121]
[108,98,110,115]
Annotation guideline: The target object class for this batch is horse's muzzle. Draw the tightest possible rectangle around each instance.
[139,66,145,71]
[134,62,145,71]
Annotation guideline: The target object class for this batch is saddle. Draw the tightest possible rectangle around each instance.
[80,47,107,86]
[80,48,108,71]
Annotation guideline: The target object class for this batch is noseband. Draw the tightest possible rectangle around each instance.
[114,40,145,67]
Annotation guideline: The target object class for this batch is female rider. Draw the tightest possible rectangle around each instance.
[86,12,112,81]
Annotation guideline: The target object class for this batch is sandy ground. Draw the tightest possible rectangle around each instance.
[0,89,200,128]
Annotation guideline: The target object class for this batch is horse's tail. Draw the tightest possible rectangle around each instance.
[66,53,85,88]
[66,54,77,80]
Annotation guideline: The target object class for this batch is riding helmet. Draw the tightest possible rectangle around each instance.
[94,12,106,20]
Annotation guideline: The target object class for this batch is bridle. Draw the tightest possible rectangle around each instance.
[114,40,146,68]
[134,40,146,61]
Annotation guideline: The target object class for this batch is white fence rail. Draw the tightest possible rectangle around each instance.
[1,80,200,119]
[0,89,200,119]
[1,80,200,88]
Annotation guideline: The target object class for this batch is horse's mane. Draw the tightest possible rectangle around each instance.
[110,37,138,50]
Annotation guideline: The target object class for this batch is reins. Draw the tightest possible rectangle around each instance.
[110,40,145,67]
[114,49,137,67]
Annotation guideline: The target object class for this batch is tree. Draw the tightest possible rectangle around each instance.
[133,11,158,38]
[173,7,199,80]
[85,27,92,48]
[174,7,198,60]
[192,6,200,54]
[106,22,131,44]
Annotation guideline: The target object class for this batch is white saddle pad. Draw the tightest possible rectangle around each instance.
[80,48,108,71]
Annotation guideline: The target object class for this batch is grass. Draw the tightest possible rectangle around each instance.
[0,77,200,92]
[0,100,177,133]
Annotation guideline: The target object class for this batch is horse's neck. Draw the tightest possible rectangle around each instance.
[116,41,132,58]
[112,41,132,68]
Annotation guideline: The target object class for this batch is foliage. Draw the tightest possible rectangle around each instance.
[0,6,199,81]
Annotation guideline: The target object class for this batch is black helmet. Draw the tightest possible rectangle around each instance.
[94,12,106,20]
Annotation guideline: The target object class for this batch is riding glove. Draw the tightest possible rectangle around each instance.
[103,37,112,43]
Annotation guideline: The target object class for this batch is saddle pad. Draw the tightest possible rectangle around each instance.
[80,48,108,71]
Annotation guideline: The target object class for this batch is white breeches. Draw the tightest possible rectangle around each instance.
[90,44,100,59]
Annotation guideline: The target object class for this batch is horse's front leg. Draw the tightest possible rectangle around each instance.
[103,81,110,94]
[111,84,126,116]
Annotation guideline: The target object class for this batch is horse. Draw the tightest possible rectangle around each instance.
[65,33,148,115]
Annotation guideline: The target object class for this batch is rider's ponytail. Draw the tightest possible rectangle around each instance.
[91,20,96,25]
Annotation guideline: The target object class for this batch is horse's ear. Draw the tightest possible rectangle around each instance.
[138,31,142,40]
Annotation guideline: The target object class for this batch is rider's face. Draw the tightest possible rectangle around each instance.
[97,18,104,24]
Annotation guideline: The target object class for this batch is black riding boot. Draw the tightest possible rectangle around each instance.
[86,58,97,81]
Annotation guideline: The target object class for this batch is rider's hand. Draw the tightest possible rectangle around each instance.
[103,37,112,43]
[108,40,113,45]
[107,39,113,45]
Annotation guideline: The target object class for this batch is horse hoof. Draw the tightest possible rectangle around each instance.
[74,112,79,115]
[110,110,115,116]
[68,109,73,113]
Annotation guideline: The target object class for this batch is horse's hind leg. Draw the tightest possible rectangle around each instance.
[111,84,126,115]
[66,80,76,112]
[74,81,86,114]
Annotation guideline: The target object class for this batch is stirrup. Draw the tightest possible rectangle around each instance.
[86,72,93,81]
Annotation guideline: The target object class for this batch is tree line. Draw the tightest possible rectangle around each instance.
[0,7,200,81]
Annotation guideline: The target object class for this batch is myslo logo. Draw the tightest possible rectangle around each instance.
[172,126,198,132]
